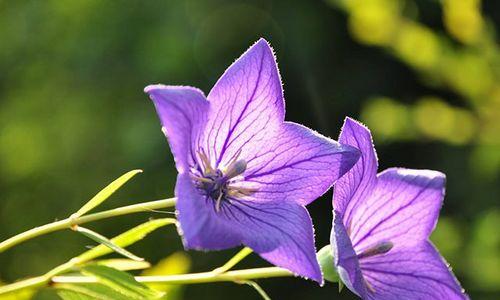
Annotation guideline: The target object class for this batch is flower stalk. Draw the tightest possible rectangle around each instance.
[0,198,177,253]
[52,267,293,285]
[212,247,253,274]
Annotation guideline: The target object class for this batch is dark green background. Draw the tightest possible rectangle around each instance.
[0,1,498,299]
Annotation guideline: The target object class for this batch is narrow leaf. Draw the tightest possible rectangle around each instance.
[72,170,142,218]
[243,281,271,300]
[57,290,94,300]
[96,259,151,271]
[75,226,144,262]
[77,218,176,263]
[55,283,129,300]
[81,265,163,299]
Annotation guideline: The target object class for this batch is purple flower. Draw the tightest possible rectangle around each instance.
[331,117,467,299]
[145,39,360,282]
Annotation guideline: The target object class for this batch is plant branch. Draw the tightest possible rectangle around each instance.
[0,198,176,253]
[52,267,293,285]
[0,218,177,296]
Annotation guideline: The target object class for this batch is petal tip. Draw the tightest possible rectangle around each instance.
[290,267,324,285]
[339,116,379,167]
[338,144,362,176]
[315,274,326,286]
[387,168,446,183]
[144,84,164,94]
[254,37,272,48]
[247,37,275,59]
[342,117,370,135]
[144,85,207,99]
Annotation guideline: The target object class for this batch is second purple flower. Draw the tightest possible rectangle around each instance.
[145,39,360,282]
[331,117,467,299]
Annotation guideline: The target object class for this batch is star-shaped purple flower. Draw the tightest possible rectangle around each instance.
[145,39,360,282]
[331,117,467,299]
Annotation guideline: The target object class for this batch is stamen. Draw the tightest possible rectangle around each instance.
[198,149,214,174]
[357,241,393,259]
[227,186,258,198]
[224,159,247,179]
[215,192,223,212]
[190,174,213,183]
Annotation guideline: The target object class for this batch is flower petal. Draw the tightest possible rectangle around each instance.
[349,168,445,252]
[243,122,360,205]
[145,85,209,173]
[334,117,378,228]
[201,38,285,169]
[360,242,468,299]
[229,199,323,283]
[175,173,241,249]
[331,210,368,298]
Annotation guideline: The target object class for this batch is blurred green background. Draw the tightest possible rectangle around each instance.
[0,0,499,299]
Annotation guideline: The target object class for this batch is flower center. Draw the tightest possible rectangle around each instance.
[191,149,255,212]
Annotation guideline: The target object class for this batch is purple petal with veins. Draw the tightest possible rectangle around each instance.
[145,39,360,283]
[331,117,468,299]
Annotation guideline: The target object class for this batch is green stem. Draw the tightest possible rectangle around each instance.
[0,260,75,295]
[0,198,176,254]
[0,266,291,295]
[52,267,293,285]
[212,247,253,274]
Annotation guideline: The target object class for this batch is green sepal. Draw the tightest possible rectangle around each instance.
[316,244,340,283]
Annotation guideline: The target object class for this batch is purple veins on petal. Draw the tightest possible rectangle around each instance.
[331,117,468,299]
[145,38,361,283]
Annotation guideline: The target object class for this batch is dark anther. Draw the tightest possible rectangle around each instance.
[357,241,393,259]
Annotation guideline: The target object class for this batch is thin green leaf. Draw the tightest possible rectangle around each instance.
[55,283,130,300]
[96,259,151,271]
[72,170,142,218]
[75,226,144,262]
[81,265,163,299]
[242,281,271,300]
[57,290,94,300]
[77,218,176,263]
